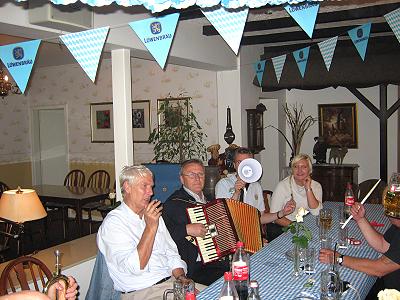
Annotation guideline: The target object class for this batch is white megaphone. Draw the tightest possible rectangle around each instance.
[237,158,263,183]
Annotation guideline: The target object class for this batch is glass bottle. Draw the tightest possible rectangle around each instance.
[343,182,354,219]
[219,272,239,300]
[247,280,261,300]
[232,241,250,300]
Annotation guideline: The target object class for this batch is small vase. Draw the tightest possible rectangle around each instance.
[293,244,300,277]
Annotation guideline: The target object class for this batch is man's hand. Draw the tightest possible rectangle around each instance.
[319,248,336,265]
[234,177,246,193]
[187,223,207,238]
[282,199,296,216]
[46,276,78,300]
[144,200,162,230]
[351,203,366,222]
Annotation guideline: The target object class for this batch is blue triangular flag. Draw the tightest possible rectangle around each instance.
[284,2,320,38]
[348,23,371,61]
[0,39,41,93]
[202,6,248,55]
[318,36,338,71]
[271,54,286,83]
[293,46,310,78]
[385,7,400,44]
[60,26,109,82]
[253,60,266,86]
[129,13,179,69]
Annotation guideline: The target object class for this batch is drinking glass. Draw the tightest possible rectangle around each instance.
[163,279,185,300]
[338,227,348,249]
[384,172,400,219]
[338,206,346,225]
[320,237,332,250]
[320,208,333,231]
[319,224,328,242]
[304,247,316,274]
[320,269,340,300]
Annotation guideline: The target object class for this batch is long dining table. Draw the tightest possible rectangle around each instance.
[197,202,391,300]
[33,185,110,237]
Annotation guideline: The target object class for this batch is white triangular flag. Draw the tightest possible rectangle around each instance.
[318,36,338,71]
[271,54,287,83]
[385,7,400,44]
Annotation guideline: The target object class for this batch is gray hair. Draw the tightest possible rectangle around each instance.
[291,154,312,174]
[119,165,153,197]
[180,159,204,175]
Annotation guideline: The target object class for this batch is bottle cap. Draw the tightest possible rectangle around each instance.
[224,272,233,281]
[346,182,352,188]
[236,241,244,248]
[185,292,196,300]
[249,280,258,288]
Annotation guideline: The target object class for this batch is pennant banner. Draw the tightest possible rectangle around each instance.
[130,13,179,69]
[284,1,319,38]
[0,40,41,93]
[385,7,400,44]
[293,46,310,78]
[253,60,266,86]
[202,6,248,55]
[60,26,109,82]
[271,54,286,83]
[318,36,338,71]
[348,23,371,61]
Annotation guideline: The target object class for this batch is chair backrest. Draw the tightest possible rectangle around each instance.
[263,190,273,213]
[64,169,86,187]
[358,179,387,204]
[0,182,9,197]
[0,256,52,295]
[87,170,110,189]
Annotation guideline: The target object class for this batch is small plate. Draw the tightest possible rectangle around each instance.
[293,292,319,300]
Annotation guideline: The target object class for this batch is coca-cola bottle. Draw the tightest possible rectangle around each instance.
[218,272,239,300]
[247,280,261,300]
[232,241,249,300]
[186,291,196,300]
[344,182,355,219]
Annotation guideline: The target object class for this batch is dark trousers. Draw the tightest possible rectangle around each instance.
[266,223,285,242]
[188,259,230,286]
[366,278,384,300]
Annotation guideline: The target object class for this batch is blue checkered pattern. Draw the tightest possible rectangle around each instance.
[385,7,400,44]
[318,36,338,71]
[197,202,390,300]
[202,6,248,55]
[271,54,286,83]
[60,26,109,82]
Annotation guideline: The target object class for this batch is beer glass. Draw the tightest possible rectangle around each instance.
[384,173,400,219]
[163,278,195,300]
[320,269,340,300]
[319,208,333,231]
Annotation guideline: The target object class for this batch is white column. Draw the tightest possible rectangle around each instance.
[112,49,133,201]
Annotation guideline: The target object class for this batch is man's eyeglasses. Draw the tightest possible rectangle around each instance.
[182,172,205,179]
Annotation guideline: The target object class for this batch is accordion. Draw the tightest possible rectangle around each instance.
[186,198,263,264]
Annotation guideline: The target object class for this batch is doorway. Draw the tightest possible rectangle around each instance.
[31,107,68,185]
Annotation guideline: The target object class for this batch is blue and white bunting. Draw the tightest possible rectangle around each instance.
[129,13,179,69]
[253,60,266,86]
[271,54,286,83]
[318,36,338,71]
[202,6,248,55]
[0,39,41,93]
[284,1,319,38]
[293,46,310,78]
[385,7,400,44]
[60,26,109,82]
[348,23,371,61]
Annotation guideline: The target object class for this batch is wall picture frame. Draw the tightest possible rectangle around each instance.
[132,100,151,143]
[318,103,358,148]
[90,102,113,143]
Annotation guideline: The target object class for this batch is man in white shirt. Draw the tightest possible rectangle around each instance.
[97,165,192,300]
[215,147,265,212]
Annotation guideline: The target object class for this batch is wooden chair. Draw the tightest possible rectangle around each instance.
[358,179,387,204]
[0,217,23,262]
[261,190,273,238]
[0,182,9,198]
[46,170,86,240]
[97,181,118,219]
[82,170,110,233]
[0,256,52,295]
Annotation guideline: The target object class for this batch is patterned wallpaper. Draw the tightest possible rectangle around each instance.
[0,58,219,165]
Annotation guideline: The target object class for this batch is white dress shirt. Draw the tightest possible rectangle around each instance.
[215,173,266,212]
[269,176,323,221]
[97,201,187,292]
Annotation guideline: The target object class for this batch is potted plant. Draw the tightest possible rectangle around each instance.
[148,96,207,163]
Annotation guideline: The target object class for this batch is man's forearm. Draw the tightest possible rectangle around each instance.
[357,218,389,253]
[275,216,291,227]
[137,226,157,269]
[342,255,399,277]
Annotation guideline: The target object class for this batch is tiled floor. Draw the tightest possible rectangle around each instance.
[1,210,101,263]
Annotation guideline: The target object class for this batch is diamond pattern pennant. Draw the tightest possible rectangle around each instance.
[60,26,109,82]
[202,6,248,55]
[271,54,286,83]
[385,7,400,44]
[318,36,338,71]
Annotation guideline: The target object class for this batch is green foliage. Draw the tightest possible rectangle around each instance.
[148,97,207,163]
[283,221,313,249]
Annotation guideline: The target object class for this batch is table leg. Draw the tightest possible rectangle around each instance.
[76,203,83,237]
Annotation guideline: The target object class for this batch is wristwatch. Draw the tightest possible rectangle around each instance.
[337,254,344,266]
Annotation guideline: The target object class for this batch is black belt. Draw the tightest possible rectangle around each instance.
[121,276,171,294]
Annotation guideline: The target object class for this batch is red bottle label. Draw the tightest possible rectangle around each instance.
[345,196,354,206]
[232,263,249,281]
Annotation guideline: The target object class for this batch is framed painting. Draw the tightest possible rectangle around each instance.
[318,103,358,148]
[157,97,190,141]
[132,100,151,143]
[90,102,113,143]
